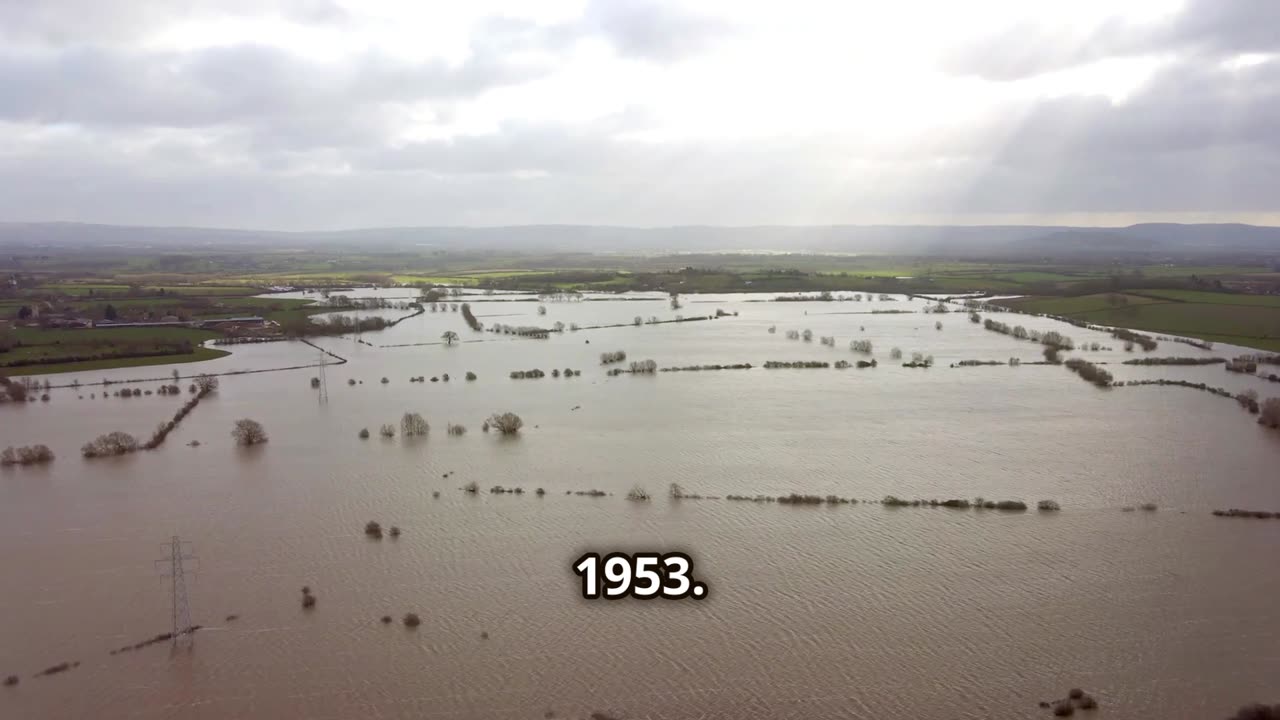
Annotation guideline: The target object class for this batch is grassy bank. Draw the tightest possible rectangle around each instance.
[1,326,227,375]
[3,346,230,376]
[1003,292,1280,353]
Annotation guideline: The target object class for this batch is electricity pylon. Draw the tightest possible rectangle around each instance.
[317,349,329,404]
[155,536,197,647]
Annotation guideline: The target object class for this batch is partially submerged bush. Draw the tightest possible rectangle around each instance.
[465,371,477,381]
[629,359,658,374]
[365,520,383,539]
[358,427,370,439]
[463,481,479,494]
[487,412,523,435]
[1064,358,1114,388]
[1037,500,1061,512]
[401,412,429,436]
[1,444,54,466]
[626,485,651,501]
[403,613,421,628]
[380,424,396,438]
[447,423,466,436]
[82,431,139,458]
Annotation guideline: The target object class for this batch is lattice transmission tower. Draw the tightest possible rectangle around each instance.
[317,348,329,404]
[155,536,197,647]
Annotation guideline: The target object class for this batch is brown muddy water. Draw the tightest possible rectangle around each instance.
[2,291,1279,719]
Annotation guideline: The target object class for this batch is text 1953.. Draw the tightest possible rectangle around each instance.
[572,552,708,600]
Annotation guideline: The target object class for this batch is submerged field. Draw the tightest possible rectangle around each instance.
[2,289,1279,720]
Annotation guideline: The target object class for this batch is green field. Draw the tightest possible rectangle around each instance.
[1005,292,1280,352]
[392,269,574,286]
[1004,293,1165,315]
[990,271,1095,283]
[1128,289,1280,307]
[1074,304,1280,345]
[12,326,218,344]
[2,347,230,376]
[1136,264,1268,277]
[2,326,223,372]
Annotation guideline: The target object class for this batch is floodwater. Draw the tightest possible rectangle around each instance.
[2,291,1279,720]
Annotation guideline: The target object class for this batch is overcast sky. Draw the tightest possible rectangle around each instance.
[0,0,1277,229]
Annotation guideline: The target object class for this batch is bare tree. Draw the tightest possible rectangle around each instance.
[1261,398,1280,428]
[231,419,268,446]
[194,374,219,393]
[401,412,430,436]
[441,331,459,346]
[487,412,523,435]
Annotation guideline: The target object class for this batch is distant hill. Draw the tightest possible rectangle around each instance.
[1,221,1278,256]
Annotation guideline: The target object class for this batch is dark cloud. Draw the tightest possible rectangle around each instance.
[4,56,1277,228]
[944,0,1280,81]
[577,0,734,62]
[467,1,734,64]
[0,0,347,45]
[0,44,547,132]
[951,57,1280,213]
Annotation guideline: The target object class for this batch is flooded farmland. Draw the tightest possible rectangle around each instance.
[2,290,1279,719]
